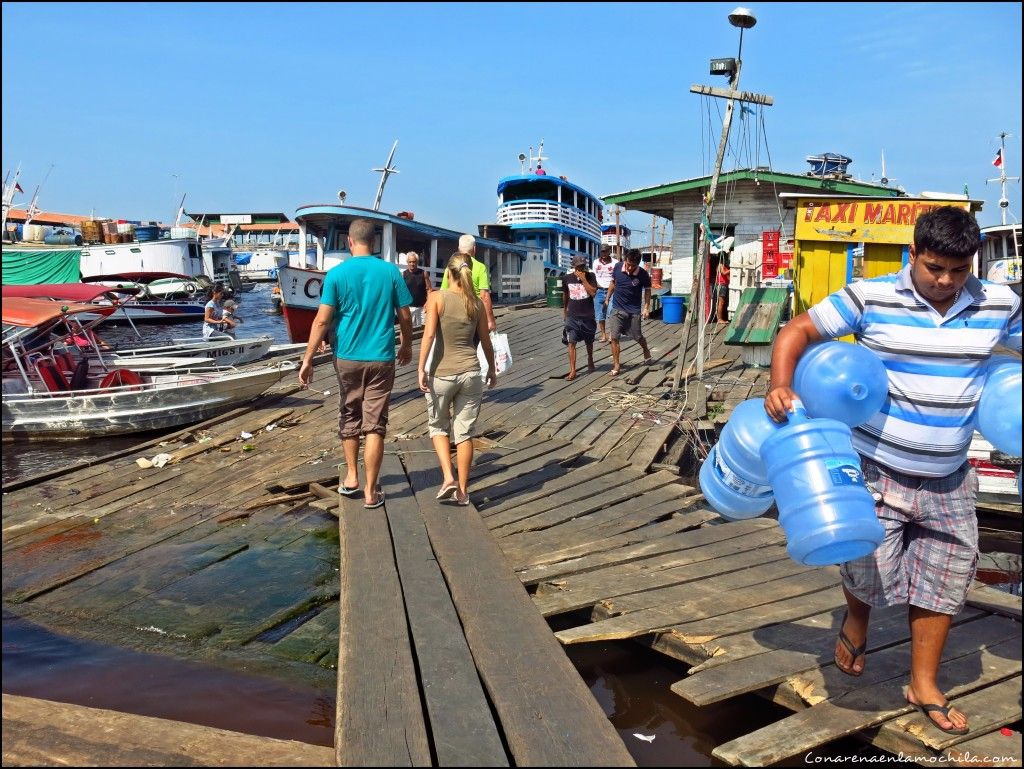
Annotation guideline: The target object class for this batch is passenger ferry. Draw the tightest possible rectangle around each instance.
[493,142,603,273]
[278,205,544,343]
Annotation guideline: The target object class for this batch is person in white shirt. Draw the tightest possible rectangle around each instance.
[593,246,619,343]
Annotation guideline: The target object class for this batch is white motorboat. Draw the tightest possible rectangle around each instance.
[2,297,294,440]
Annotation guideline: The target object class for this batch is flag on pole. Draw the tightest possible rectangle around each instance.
[14,182,23,194]
[992,148,1003,168]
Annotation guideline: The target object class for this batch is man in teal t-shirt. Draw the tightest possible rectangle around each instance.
[299,218,413,509]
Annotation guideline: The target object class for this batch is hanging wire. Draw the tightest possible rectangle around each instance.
[758,107,787,236]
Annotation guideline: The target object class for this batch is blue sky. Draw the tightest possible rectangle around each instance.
[3,2,1021,237]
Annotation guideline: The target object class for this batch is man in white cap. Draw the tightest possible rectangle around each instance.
[441,234,496,331]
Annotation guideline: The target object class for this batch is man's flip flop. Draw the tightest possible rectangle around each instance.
[908,700,969,736]
[610,368,620,377]
[363,491,385,509]
[338,484,360,497]
[834,610,867,677]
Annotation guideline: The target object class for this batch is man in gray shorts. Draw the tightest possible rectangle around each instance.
[603,251,654,376]
[298,218,413,509]
[765,206,1022,736]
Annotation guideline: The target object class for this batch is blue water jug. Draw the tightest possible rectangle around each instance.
[977,356,1022,457]
[759,402,883,566]
[792,341,888,427]
[699,446,775,520]
[699,399,781,520]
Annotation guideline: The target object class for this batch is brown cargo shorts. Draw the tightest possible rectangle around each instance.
[334,358,396,439]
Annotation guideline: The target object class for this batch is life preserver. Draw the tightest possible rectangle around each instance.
[100,369,144,390]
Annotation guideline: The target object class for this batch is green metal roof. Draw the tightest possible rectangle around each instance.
[603,169,903,205]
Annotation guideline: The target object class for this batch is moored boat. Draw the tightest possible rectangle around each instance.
[2,297,293,440]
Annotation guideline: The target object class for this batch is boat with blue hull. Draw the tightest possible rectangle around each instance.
[493,141,603,273]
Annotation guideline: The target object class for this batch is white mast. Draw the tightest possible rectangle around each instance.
[987,131,1020,226]
[372,140,399,212]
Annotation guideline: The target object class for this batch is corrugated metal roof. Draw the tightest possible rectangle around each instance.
[603,169,903,205]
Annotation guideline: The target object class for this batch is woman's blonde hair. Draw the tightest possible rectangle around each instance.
[446,252,478,319]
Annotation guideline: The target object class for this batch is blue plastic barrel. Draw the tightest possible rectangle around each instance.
[44,231,83,246]
[977,356,1022,457]
[135,225,159,242]
[662,295,686,324]
[793,341,888,427]
[699,445,775,520]
[759,403,883,566]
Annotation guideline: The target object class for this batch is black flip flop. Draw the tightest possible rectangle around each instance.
[834,610,867,677]
[908,700,969,736]
[363,491,385,509]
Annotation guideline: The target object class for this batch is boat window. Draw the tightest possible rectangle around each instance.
[503,181,558,204]
[131,248,142,253]
[105,250,116,255]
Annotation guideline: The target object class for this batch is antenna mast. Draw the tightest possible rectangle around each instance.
[372,140,400,212]
[987,131,1020,226]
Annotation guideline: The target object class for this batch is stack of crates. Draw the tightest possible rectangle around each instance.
[762,230,781,278]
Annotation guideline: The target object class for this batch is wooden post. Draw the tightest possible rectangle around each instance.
[670,40,774,391]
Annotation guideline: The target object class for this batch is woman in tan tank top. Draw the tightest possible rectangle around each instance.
[418,252,496,505]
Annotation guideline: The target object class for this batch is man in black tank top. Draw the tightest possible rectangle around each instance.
[402,251,432,327]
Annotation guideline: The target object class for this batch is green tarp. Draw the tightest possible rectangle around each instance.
[1,246,81,285]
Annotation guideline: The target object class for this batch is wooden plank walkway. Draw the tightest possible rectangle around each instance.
[3,302,1020,766]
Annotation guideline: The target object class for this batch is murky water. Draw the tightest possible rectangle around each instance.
[1,611,335,746]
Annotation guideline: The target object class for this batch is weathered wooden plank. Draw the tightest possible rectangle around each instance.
[400,442,635,767]
[380,452,509,767]
[497,473,692,559]
[965,582,1023,620]
[943,728,1022,766]
[671,605,981,706]
[479,458,632,520]
[712,630,1021,766]
[556,561,839,645]
[0,694,335,767]
[536,544,797,618]
[534,522,782,600]
[872,675,1022,754]
[669,587,851,649]
[335,492,430,766]
[516,515,775,584]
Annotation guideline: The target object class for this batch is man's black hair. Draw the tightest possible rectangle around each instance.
[913,206,980,261]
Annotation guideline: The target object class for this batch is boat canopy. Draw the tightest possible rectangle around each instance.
[2,297,117,329]
[2,283,141,302]
[83,271,194,284]
[497,174,602,207]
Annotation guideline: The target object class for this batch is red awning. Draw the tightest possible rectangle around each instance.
[2,283,140,302]
[1,297,117,328]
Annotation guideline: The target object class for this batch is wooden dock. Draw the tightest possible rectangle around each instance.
[2,302,1020,766]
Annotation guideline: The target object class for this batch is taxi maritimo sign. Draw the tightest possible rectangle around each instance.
[794,198,971,245]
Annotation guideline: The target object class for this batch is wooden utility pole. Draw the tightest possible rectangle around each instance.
[671,10,774,391]
[614,206,623,259]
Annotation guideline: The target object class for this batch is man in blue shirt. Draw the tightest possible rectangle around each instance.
[299,218,413,509]
[603,251,654,376]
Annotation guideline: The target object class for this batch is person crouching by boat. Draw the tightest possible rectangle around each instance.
[202,282,229,340]
[418,253,496,507]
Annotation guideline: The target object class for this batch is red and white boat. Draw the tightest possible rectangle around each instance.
[278,204,538,343]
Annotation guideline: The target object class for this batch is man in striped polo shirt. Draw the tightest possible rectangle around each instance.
[766,206,1022,736]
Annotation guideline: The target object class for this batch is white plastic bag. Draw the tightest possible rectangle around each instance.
[478,331,512,377]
